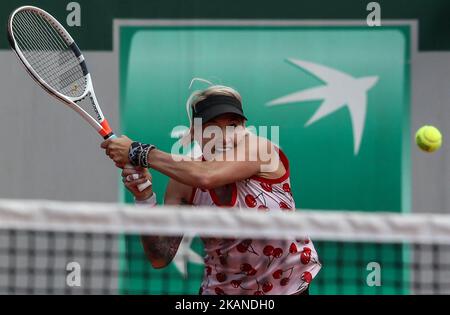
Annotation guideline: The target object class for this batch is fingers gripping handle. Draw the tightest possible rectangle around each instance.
[124,164,152,191]
[106,134,151,192]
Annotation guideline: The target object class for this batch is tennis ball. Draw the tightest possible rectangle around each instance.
[415,125,442,152]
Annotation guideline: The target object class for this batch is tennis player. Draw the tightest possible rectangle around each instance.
[101,84,321,295]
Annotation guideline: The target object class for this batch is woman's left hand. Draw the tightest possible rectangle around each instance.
[101,135,133,168]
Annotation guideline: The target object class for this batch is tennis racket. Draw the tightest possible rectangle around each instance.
[7,5,151,191]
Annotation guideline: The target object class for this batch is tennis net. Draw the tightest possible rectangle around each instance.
[0,198,450,295]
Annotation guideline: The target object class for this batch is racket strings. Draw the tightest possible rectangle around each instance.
[11,10,86,98]
[15,11,73,73]
[20,24,73,78]
[13,24,82,95]
[15,11,83,93]
[14,12,70,75]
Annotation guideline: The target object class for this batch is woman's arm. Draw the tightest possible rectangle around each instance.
[147,149,261,189]
[139,177,192,269]
[102,134,278,189]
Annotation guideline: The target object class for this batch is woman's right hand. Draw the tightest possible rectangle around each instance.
[121,167,153,201]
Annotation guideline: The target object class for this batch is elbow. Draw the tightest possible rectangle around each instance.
[143,252,171,269]
[191,164,221,189]
[196,174,216,190]
[150,259,171,269]
[145,253,174,269]
[140,237,175,269]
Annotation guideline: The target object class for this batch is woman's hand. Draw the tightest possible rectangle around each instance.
[122,167,153,201]
[101,136,132,168]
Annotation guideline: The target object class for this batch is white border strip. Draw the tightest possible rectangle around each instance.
[112,19,418,56]
[1,198,450,244]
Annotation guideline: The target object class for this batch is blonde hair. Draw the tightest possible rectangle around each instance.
[181,79,244,145]
[185,82,243,124]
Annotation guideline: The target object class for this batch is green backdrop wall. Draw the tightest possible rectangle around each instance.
[119,24,410,294]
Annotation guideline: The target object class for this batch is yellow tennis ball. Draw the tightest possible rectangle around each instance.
[415,125,442,152]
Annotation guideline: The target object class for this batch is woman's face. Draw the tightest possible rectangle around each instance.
[200,113,246,154]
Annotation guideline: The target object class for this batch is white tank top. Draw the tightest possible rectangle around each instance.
[191,149,322,295]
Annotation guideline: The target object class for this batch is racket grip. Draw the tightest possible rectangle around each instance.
[124,164,152,192]
[104,134,151,192]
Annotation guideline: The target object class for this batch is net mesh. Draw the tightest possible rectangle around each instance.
[11,9,86,98]
[1,199,450,295]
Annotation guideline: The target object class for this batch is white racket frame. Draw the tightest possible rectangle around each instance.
[8,6,151,192]
[8,6,106,134]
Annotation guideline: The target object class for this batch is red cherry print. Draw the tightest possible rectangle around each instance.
[300,252,311,265]
[282,183,291,192]
[245,194,257,207]
[263,245,274,256]
[260,183,273,192]
[302,271,312,284]
[280,278,290,286]
[215,287,226,295]
[258,205,268,212]
[254,291,264,295]
[231,280,242,288]
[238,239,258,256]
[289,243,298,254]
[304,239,310,245]
[279,201,291,210]
[240,263,253,272]
[300,247,312,264]
[216,273,227,282]
[237,243,248,253]
[273,269,283,279]
[262,281,273,293]
[247,268,257,276]
[272,248,283,258]
[206,266,212,276]
[215,249,222,256]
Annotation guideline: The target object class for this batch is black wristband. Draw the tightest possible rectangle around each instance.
[129,142,156,168]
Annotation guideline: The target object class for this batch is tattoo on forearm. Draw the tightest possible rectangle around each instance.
[141,235,183,266]
[140,197,190,266]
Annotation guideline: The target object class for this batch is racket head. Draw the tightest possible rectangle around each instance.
[8,6,88,100]
[7,6,112,137]
[7,6,152,191]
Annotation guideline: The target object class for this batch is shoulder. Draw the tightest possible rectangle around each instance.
[240,132,278,161]
[243,133,286,178]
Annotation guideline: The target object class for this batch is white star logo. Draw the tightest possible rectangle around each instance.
[169,130,204,276]
[267,58,378,155]
[172,236,204,277]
